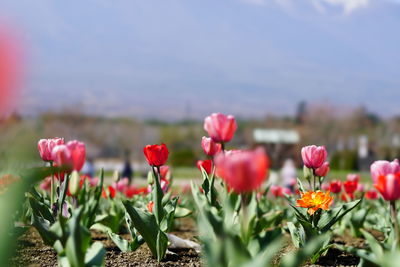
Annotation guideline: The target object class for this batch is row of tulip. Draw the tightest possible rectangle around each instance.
[3,112,400,266]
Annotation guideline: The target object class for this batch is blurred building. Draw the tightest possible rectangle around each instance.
[253,128,300,169]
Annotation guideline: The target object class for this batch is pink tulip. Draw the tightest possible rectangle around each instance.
[357,183,365,192]
[315,162,330,177]
[201,136,222,156]
[215,148,269,193]
[347,174,360,182]
[38,138,65,162]
[270,185,282,197]
[66,140,86,171]
[204,113,237,143]
[321,183,330,191]
[374,173,400,201]
[301,145,327,169]
[370,159,400,183]
[89,177,99,187]
[113,177,129,192]
[51,145,73,171]
[147,178,169,193]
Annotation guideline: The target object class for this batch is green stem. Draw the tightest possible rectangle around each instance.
[152,166,164,225]
[390,201,399,248]
[50,161,54,208]
[221,142,225,152]
[240,194,249,244]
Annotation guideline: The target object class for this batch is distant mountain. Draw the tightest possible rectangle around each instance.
[1,0,399,119]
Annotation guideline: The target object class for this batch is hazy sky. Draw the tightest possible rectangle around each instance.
[1,0,399,119]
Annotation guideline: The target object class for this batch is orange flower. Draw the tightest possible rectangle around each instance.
[296,190,333,215]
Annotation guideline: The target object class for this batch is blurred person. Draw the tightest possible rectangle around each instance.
[122,149,133,183]
[81,158,95,178]
[280,159,297,191]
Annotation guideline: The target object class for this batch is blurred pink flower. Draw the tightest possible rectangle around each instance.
[215,148,269,193]
[374,173,400,201]
[66,140,86,171]
[204,113,237,143]
[347,173,360,182]
[370,159,400,183]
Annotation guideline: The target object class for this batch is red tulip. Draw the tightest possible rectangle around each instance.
[343,180,358,194]
[51,145,73,171]
[201,136,222,156]
[365,189,379,200]
[329,180,342,194]
[374,173,400,201]
[270,185,283,197]
[38,138,65,162]
[215,148,269,193]
[66,140,86,171]
[197,159,213,175]
[204,113,237,143]
[143,143,169,167]
[301,145,327,169]
[370,159,400,183]
[102,185,116,199]
[147,201,154,213]
[315,162,330,177]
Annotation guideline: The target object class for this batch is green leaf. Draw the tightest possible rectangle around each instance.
[287,222,303,248]
[123,200,168,261]
[174,207,192,218]
[31,214,58,245]
[319,199,361,232]
[297,178,306,193]
[65,207,90,267]
[84,242,105,267]
[28,195,54,224]
[152,167,165,224]
[156,230,168,262]
[108,232,131,252]
[360,229,384,260]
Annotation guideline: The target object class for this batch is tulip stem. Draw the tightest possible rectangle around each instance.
[50,161,54,208]
[240,194,249,244]
[390,201,399,247]
[221,142,225,152]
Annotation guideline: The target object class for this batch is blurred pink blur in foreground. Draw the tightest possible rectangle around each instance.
[0,25,22,117]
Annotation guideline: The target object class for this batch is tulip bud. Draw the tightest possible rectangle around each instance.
[147,170,154,185]
[201,136,222,156]
[315,162,330,177]
[69,170,81,196]
[112,170,120,182]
